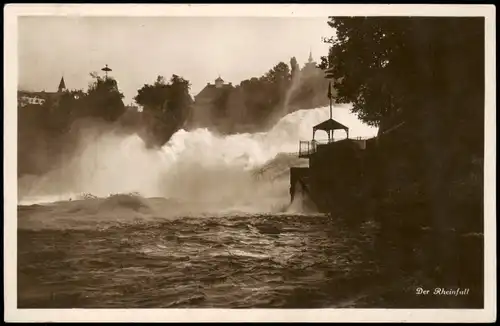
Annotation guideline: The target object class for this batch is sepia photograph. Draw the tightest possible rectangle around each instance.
[4,3,496,323]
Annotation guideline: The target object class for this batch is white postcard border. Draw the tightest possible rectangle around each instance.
[4,4,496,323]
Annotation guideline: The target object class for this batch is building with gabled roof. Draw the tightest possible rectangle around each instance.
[194,76,233,103]
[18,76,68,108]
[190,76,235,128]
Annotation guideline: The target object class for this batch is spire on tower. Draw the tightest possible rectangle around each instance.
[308,48,313,63]
[58,76,66,92]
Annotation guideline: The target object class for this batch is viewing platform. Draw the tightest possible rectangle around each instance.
[299,139,333,158]
[297,117,350,158]
[298,137,370,158]
[289,80,376,212]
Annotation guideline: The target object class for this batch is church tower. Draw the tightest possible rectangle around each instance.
[303,50,317,73]
[58,76,67,93]
[306,49,317,66]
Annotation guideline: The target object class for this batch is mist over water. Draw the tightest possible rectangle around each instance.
[18,104,378,214]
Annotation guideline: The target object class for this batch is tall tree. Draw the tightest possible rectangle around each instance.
[134,75,170,111]
[134,74,193,147]
[166,74,193,126]
[47,89,86,134]
[321,17,485,235]
[83,74,126,122]
[290,57,300,81]
[262,62,291,84]
[322,17,484,147]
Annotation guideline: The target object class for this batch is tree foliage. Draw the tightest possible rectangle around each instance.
[322,17,484,148]
[190,58,331,134]
[290,57,300,80]
[320,17,485,235]
[83,75,126,122]
[17,72,127,176]
[234,60,323,125]
[134,75,170,110]
[46,89,86,134]
[134,74,193,147]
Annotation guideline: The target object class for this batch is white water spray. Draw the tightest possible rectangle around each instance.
[18,104,378,212]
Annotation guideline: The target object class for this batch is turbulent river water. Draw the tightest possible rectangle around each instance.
[17,105,480,309]
[19,201,387,308]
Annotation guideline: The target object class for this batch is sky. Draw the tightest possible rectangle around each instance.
[18,16,334,105]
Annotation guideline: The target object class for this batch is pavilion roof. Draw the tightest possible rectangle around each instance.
[313,118,349,132]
